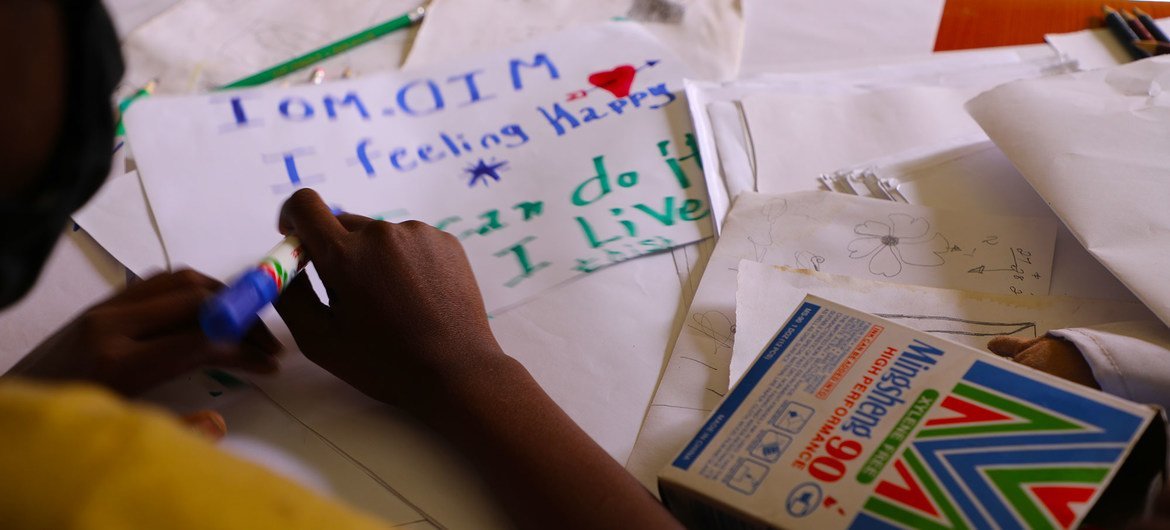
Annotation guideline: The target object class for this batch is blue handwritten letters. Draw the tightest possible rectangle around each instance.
[123,23,713,313]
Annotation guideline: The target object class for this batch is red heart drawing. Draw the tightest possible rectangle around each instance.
[588,65,637,99]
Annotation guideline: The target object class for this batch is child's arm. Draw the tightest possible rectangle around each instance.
[274,189,683,530]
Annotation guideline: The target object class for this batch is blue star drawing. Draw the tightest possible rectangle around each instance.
[466,158,509,188]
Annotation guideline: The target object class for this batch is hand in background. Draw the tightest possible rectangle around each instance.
[273,189,506,420]
[986,335,1100,389]
[7,270,282,395]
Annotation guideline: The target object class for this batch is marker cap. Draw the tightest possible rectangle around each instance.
[199,269,280,342]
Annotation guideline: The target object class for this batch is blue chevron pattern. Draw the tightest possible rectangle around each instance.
[852,360,1146,530]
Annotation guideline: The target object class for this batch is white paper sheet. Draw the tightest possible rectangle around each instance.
[403,0,743,81]
[745,86,988,194]
[733,262,1160,389]
[737,0,945,76]
[1046,18,1170,72]
[879,139,1138,301]
[625,191,1059,488]
[119,0,421,95]
[103,0,180,38]
[125,24,713,314]
[686,48,1075,227]
[72,170,169,277]
[968,56,1170,330]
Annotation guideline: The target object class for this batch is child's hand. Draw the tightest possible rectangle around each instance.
[272,189,506,421]
[986,335,1099,389]
[8,270,282,395]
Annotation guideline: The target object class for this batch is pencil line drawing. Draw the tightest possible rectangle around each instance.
[681,356,718,371]
[875,313,1038,339]
[688,311,735,349]
[847,214,949,278]
[746,199,788,263]
[793,250,825,272]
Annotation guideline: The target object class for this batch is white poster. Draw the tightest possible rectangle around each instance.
[125,23,713,313]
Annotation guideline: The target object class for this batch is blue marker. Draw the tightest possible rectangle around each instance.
[200,236,306,342]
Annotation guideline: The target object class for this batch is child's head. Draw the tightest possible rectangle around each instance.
[0,0,123,307]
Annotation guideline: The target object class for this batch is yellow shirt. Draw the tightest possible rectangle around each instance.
[0,380,393,529]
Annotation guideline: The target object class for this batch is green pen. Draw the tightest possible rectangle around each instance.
[117,4,426,136]
[220,3,428,90]
[115,79,157,136]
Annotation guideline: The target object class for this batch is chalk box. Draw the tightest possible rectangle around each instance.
[659,295,1165,530]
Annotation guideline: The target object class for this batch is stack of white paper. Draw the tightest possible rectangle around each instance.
[969,56,1170,329]
[686,48,1076,228]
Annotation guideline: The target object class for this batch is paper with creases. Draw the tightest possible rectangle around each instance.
[626,191,1058,488]
[968,56,1170,330]
[125,24,712,314]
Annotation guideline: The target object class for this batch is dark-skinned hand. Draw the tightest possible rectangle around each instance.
[986,334,1100,389]
[271,189,692,530]
[272,189,508,423]
[7,270,282,395]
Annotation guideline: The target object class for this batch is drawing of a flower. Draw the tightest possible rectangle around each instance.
[847,214,948,277]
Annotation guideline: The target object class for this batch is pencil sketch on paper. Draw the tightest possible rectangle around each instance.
[746,199,789,263]
[687,310,735,350]
[875,313,1038,340]
[847,214,949,278]
[968,246,1044,296]
[793,250,825,272]
[685,310,735,398]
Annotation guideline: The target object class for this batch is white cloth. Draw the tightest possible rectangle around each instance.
[1051,321,1170,412]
